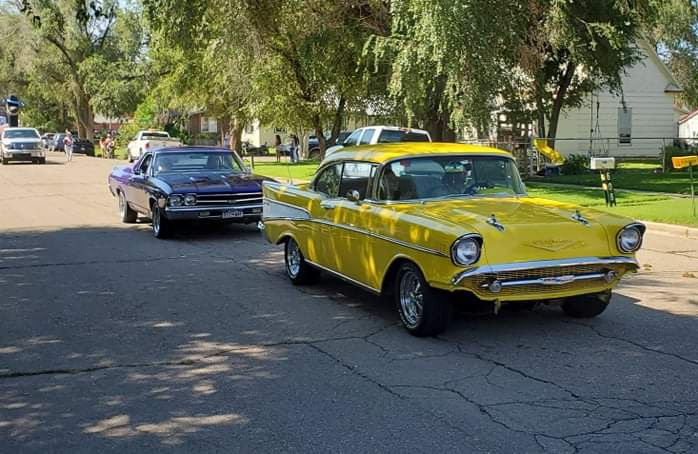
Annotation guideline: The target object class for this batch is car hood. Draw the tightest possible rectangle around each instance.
[159,172,269,194]
[375,196,632,264]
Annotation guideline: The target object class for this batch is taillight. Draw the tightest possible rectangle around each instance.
[145,142,150,148]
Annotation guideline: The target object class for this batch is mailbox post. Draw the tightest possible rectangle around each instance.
[590,157,617,207]
[672,155,698,217]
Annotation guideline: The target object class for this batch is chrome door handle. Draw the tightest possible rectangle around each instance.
[320,202,335,210]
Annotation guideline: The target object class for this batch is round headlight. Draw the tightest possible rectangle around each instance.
[617,224,643,253]
[184,194,197,206]
[451,235,482,266]
[169,195,184,207]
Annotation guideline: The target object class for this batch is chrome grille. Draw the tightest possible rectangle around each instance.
[462,264,626,298]
[195,192,263,207]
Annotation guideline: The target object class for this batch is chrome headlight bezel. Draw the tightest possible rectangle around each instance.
[451,234,483,266]
[184,194,197,206]
[168,194,184,207]
[616,222,646,253]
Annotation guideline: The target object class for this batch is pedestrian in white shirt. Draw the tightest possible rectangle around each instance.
[63,130,74,163]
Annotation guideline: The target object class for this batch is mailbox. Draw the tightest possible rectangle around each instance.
[672,155,698,169]
[590,157,616,170]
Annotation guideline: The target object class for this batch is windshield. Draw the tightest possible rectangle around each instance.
[377,155,525,201]
[153,152,245,175]
[3,129,40,139]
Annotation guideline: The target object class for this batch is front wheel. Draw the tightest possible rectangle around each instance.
[284,238,318,285]
[151,203,173,239]
[395,263,452,337]
[561,291,611,318]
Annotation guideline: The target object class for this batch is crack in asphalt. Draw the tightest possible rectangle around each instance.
[0,254,201,271]
[560,319,698,367]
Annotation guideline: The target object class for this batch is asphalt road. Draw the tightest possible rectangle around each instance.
[1,152,698,453]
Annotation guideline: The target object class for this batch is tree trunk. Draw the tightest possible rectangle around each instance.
[547,62,577,147]
[230,117,243,153]
[328,96,346,146]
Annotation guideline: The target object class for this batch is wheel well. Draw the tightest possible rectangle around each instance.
[381,257,420,295]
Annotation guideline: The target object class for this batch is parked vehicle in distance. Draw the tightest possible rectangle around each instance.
[325,125,431,157]
[41,133,55,150]
[1,127,45,164]
[262,142,645,336]
[127,130,182,163]
[74,138,95,156]
[108,147,270,238]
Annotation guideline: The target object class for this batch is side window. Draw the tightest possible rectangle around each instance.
[343,130,362,146]
[314,163,343,197]
[358,128,376,145]
[338,163,375,200]
[139,154,153,175]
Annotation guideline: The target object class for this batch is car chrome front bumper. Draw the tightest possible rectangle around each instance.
[450,256,639,300]
[164,203,263,222]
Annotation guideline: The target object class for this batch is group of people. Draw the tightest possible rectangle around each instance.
[99,133,116,159]
[274,134,301,163]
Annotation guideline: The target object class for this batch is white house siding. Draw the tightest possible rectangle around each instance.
[554,47,680,158]
[679,112,698,144]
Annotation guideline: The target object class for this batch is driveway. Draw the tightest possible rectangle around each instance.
[1,153,697,453]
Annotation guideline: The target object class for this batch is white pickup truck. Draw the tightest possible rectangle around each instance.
[127,130,182,163]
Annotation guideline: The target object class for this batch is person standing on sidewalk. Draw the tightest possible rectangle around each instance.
[290,134,300,164]
[63,129,74,163]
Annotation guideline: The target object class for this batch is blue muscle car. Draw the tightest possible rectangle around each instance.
[108,147,271,238]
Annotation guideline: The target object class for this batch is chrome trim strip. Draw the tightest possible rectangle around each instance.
[481,272,607,289]
[165,203,262,213]
[305,259,381,295]
[370,232,449,257]
[451,256,639,285]
[263,198,311,217]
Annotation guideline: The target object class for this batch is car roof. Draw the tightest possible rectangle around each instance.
[357,125,430,134]
[323,142,514,164]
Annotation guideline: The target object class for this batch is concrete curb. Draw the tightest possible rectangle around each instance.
[642,221,698,240]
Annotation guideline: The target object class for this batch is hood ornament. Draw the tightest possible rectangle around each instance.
[487,214,505,232]
[572,210,591,227]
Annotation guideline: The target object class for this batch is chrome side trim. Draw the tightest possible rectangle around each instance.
[451,256,639,285]
[165,203,262,213]
[306,259,381,295]
[370,232,449,257]
[481,272,607,289]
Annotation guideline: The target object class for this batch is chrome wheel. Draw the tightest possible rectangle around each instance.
[118,192,127,218]
[152,206,161,235]
[286,239,301,278]
[399,270,424,329]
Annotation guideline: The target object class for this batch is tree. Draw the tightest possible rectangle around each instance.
[16,0,148,140]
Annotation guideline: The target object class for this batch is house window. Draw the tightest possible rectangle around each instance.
[618,107,632,145]
[201,117,218,134]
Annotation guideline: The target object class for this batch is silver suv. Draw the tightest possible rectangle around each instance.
[1,127,45,165]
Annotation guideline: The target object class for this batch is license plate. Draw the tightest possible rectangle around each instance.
[222,209,244,219]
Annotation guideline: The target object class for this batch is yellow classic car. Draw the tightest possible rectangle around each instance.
[261,143,644,336]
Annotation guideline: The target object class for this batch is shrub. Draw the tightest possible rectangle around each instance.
[660,145,696,171]
[561,154,589,175]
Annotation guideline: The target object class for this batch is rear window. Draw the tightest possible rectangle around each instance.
[378,130,430,144]
[142,132,170,140]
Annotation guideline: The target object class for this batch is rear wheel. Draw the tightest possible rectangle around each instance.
[284,238,318,284]
[151,203,173,239]
[118,191,138,223]
[561,291,611,318]
[1,157,8,165]
[395,263,452,336]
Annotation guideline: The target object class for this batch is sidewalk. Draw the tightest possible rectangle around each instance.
[643,221,698,240]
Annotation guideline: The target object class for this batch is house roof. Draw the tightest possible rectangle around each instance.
[637,39,683,94]
[679,108,698,124]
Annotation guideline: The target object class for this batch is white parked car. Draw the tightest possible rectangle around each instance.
[324,125,431,158]
[127,130,182,163]
[0,127,45,165]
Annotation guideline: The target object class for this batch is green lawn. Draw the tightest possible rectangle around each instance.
[539,162,695,195]
[248,161,698,227]
[526,183,698,227]
[247,160,318,182]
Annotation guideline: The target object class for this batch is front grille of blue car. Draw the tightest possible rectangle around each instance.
[194,192,263,207]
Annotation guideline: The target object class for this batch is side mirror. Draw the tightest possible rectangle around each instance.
[133,167,141,175]
[346,190,361,203]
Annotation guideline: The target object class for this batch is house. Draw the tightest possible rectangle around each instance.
[554,40,686,158]
[186,113,221,145]
[679,109,698,144]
